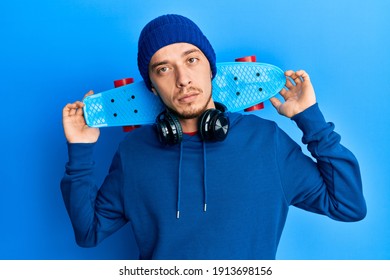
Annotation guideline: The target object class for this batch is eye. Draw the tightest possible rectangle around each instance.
[188,57,199,64]
[157,66,169,74]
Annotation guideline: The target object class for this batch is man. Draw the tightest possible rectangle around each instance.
[61,14,366,259]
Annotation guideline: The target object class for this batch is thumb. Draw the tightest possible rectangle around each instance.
[83,90,94,100]
[269,97,282,112]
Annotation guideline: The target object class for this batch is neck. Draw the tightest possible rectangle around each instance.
[178,99,216,133]
[179,118,199,133]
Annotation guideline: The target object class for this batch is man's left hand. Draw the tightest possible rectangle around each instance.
[270,70,316,118]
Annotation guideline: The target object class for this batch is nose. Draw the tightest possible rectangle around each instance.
[176,67,191,88]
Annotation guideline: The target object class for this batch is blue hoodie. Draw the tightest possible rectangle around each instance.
[61,104,366,259]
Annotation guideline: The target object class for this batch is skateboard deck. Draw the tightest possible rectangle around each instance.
[83,62,285,127]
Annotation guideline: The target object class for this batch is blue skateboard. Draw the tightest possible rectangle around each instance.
[83,62,285,127]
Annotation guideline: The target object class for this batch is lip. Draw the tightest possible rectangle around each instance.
[178,92,199,103]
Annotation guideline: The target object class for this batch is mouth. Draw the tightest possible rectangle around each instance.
[178,92,199,104]
[177,87,202,104]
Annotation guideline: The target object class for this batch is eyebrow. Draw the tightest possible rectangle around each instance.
[183,48,201,57]
[150,48,201,71]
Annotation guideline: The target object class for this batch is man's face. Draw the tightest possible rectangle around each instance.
[148,43,213,119]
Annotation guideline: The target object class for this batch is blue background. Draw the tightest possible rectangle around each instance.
[1,0,389,259]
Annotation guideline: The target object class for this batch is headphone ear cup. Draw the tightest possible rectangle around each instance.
[198,109,217,141]
[155,112,170,145]
[198,106,229,142]
[155,111,183,145]
[165,112,183,144]
[212,111,230,141]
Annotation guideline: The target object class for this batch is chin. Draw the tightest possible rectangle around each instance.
[176,105,204,119]
[171,94,213,119]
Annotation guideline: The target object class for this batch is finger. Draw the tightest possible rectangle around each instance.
[63,103,73,117]
[83,90,94,99]
[285,77,295,89]
[72,101,85,116]
[63,103,78,117]
[284,70,295,77]
[65,101,83,109]
[269,97,282,112]
[296,70,310,82]
[292,73,303,84]
[279,87,295,100]
[63,101,84,117]
[73,91,93,116]
[284,70,301,86]
[279,88,288,98]
[76,106,84,116]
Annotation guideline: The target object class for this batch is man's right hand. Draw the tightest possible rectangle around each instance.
[62,90,100,143]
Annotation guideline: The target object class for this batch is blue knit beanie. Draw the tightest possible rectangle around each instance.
[137,14,217,91]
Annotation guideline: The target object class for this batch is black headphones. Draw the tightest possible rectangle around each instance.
[155,102,230,145]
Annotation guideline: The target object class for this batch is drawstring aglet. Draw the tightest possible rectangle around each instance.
[204,203,207,212]
[176,211,180,219]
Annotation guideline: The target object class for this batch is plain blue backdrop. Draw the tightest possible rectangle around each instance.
[1,0,389,259]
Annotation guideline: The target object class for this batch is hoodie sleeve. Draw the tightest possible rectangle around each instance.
[60,143,127,247]
[276,103,366,221]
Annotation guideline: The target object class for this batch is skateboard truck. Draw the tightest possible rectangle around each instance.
[235,56,265,112]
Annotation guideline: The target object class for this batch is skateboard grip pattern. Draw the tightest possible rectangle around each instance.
[83,62,285,127]
[83,82,165,127]
[212,62,285,111]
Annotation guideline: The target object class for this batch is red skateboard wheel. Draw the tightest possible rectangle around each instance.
[243,103,264,111]
[235,56,264,112]
[113,78,140,132]
[235,55,256,62]
[114,78,134,88]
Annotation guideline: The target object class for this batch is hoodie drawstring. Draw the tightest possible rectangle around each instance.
[177,141,184,219]
[203,142,208,213]
[176,140,208,219]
